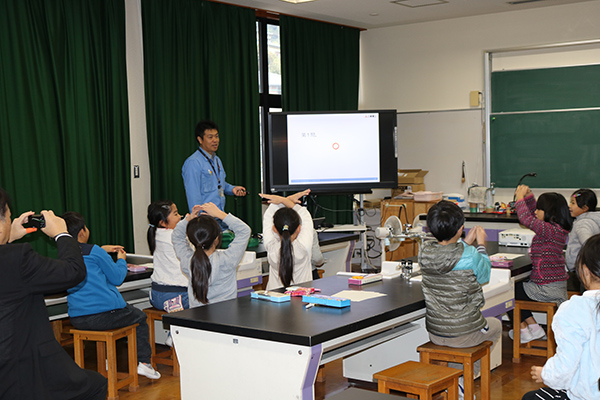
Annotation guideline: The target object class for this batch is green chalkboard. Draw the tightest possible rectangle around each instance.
[490,111,600,188]
[492,64,600,112]
[490,64,600,188]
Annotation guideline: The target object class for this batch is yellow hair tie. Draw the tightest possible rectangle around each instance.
[282,224,289,231]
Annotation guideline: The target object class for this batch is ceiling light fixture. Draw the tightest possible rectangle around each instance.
[390,0,448,7]
[279,0,317,4]
[507,0,546,4]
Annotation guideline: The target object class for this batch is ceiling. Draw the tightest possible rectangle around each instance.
[216,0,595,29]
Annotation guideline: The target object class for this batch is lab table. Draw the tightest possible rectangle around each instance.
[163,274,426,400]
[164,241,534,399]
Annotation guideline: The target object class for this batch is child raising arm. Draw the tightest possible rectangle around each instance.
[261,189,314,290]
[172,202,250,307]
[510,185,572,343]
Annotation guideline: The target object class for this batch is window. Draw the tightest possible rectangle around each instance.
[257,16,282,192]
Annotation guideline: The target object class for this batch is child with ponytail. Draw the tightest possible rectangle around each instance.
[509,185,573,343]
[147,200,189,312]
[261,189,315,290]
[521,233,600,400]
[172,202,250,307]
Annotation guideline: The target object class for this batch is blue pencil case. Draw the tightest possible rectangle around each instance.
[251,290,291,303]
[302,294,351,308]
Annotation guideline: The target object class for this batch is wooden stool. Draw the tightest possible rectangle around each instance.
[374,360,462,399]
[71,324,139,400]
[143,307,180,376]
[51,317,74,346]
[417,341,492,400]
[512,300,556,363]
[316,365,326,382]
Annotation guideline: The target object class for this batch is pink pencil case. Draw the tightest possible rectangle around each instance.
[127,264,147,272]
[491,259,513,267]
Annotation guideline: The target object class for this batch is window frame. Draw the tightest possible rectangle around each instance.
[257,15,281,193]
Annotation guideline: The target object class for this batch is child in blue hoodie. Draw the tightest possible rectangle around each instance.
[62,212,161,380]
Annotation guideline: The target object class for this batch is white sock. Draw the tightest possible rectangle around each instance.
[520,327,529,334]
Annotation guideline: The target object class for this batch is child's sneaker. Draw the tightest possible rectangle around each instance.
[458,375,464,400]
[519,327,536,343]
[528,324,547,341]
[138,362,161,379]
[509,327,537,344]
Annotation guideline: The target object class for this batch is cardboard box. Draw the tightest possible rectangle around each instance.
[397,169,428,185]
[392,185,425,198]
[414,191,443,202]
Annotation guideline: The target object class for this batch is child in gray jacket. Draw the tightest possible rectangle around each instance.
[419,201,502,398]
[566,189,600,272]
[173,202,250,307]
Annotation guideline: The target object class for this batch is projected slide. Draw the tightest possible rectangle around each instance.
[287,113,380,185]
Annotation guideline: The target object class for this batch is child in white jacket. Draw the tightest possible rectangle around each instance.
[147,200,189,311]
[522,233,600,400]
[261,189,314,290]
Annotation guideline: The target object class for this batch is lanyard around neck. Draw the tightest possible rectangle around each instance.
[199,148,221,187]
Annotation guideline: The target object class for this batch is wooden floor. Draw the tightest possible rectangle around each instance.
[65,321,544,399]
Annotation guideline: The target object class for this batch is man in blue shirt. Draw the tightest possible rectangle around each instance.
[182,120,246,215]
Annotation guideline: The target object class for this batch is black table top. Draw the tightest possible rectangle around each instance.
[419,212,520,223]
[464,212,520,223]
[125,268,153,281]
[484,241,531,277]
[163,275,425,347]
[317,231,361,245]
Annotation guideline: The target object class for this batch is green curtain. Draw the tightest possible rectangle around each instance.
[0,0,133,255]
[142,0,261,232]
[280,16,360,224]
